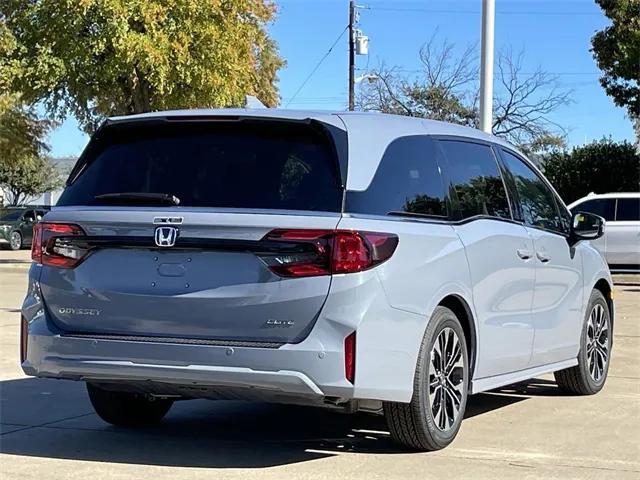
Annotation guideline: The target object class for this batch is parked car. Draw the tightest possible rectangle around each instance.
[21,110,613,451]
[567,192,639,271]
[0,206,49,250]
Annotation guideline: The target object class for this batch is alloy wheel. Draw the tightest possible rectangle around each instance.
[428,327,465,431]
[586,304,609,383]
[10,232,21,250]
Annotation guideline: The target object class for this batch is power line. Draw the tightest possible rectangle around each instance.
[356,67,600,76]
[285,25,349,108]
[360,6,600,16]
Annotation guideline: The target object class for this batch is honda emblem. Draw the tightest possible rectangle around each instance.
[154,226,178,247]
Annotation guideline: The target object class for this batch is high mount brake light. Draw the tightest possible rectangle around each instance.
[32,223,87,268]
[261,229,398,278]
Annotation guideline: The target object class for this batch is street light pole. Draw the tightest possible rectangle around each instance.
[348,0,356,111]
[479,0,495,133]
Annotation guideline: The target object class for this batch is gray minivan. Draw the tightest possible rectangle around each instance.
[21,109,613,451]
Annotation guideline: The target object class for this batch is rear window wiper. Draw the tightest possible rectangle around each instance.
[92,192,181,206]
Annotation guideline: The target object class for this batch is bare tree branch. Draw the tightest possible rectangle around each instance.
[356,38,572,155]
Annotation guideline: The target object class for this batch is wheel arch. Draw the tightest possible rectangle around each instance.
[593,277,614,327]
[438,294,477,382]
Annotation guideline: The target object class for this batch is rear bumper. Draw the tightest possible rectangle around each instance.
[21,264,426,404]
[26,352,324,398]
[22,324,348,401]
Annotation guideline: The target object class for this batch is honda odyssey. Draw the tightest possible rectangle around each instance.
[21,109,613,451]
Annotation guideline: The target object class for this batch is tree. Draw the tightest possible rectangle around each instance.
[541,139,640,204]
[1,0,285,133]
[357,37,571,155]
[0,156,63,206]
[591,0,640,120]
[0,18,61,206]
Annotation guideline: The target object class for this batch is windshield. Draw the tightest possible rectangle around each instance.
[59,121,343,212]
[0,210,23,222]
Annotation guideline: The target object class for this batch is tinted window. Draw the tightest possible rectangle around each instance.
[616,198,640,221]
[0,210,23,221]
[345,136,446,217]
[501,150,563,232]
[59,122,343,212]
[438,140,510,220]
[23,210,35,221]
[573,198,615,221]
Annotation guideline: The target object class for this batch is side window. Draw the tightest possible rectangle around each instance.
[23,210,35,222]
[500,149,564,233]
[573,198,615,221]
[345,136,447,217]
[438,140,511,220]
[616,198,640,221]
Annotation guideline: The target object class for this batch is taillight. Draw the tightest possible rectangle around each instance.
[261,229,398,278]
[32,223,87,268]
[344,331,356,384]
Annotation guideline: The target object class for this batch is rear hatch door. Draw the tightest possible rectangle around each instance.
[39,117,345,344]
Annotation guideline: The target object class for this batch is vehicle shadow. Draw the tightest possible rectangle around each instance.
[0,375,557,468]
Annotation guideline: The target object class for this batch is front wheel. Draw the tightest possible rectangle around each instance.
[87,383,174,427]
[384,306,469,451]
[555,289,612,395]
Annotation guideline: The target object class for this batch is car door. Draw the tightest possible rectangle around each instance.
[499,149,583,367]
[569,197,615,263]
[20,210,35,245]
[437,139,535,379]
[607,198,640,267]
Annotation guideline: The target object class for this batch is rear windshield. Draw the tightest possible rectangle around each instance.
[58,121,343,212]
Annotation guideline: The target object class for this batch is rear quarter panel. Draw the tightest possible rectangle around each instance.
[334,215,475,400]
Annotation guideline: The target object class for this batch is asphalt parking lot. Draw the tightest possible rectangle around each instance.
[0,250,638,479]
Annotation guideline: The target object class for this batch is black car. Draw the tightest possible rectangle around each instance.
[0,206,50,250]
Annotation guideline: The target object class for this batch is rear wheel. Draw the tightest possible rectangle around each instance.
[384,306,469,451]
[8,231,22,250]
[555,289,611,395]
[87,383,174,427]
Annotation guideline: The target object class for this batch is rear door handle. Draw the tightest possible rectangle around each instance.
[536,251,551,263]
[516,249,533,260]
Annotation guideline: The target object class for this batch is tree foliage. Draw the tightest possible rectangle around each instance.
[357,37,571,156]
[0,101,60,206]
[0,155,63,206]
[591,0,640,119]
[541,139,640,204]
[1,0,285,133]
[0,20,61,206]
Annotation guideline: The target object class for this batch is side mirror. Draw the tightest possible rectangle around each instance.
[570,211,604,245]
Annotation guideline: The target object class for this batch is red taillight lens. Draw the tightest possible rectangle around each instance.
[332,232,370,273]
[261,229,398,277]
[32,223,87,268]
[20,315,28,364]
[344,331,356,384]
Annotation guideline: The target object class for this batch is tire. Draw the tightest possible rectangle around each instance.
[86,383,174,427]
[8,231,22,251]
[384,306,469,451]
[554,289,612,395]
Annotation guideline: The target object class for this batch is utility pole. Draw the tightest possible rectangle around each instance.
[479,0,495,133]
[348,0,356,111]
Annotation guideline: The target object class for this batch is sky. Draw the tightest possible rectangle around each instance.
[47,0,635,158]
